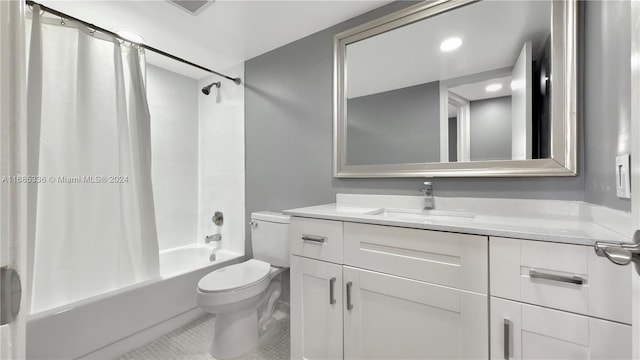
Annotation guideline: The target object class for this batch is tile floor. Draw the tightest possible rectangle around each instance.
[114,315,290,360]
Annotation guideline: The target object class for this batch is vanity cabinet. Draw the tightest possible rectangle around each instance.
[290,217,489,360]
[290,217,632,359]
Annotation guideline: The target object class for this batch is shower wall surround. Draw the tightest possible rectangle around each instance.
[147,65,199,250]
[198,63,245,256]
[245,0,632,241]
[147,63,245,253]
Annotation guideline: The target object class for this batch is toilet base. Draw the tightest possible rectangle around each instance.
[211,307,259,359]
[201,268,285,359]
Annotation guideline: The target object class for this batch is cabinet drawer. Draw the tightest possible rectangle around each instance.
[490,237,631,324]
[344,222,488,293]
[289,217,343,263]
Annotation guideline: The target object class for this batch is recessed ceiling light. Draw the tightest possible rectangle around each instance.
[115,30,144,44]
[485,83,503,92]
[440,37,462,52]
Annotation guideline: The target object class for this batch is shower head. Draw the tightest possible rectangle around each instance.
[202,81,221,95]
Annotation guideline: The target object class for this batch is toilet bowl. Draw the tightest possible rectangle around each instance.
[196,211,290,359]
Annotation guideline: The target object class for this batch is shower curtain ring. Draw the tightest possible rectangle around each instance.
[89,28,96,36]
[60,17,65,25]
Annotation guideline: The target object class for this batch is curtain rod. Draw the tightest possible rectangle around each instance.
[25,0,242,85]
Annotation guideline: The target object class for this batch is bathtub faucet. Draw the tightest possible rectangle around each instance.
[205,233,222,243]
[205,211,224,244]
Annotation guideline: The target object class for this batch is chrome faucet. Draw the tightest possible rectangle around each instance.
[205,233,222,243]
[205,211,224,244]
[421,181,434,210]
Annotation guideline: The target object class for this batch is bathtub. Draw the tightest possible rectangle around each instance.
[26,244,243,360]
[160,244,237,278]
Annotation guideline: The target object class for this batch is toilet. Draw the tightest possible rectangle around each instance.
[196,211,290,359]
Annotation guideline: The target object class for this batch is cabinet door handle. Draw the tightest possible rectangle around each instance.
[504,318,512,360]
[301,234,326,244]
[346,281,353,310]
[529,270,584,285]
[329,277,336,305]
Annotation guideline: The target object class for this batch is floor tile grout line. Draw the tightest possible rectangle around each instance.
[114,314,290,360]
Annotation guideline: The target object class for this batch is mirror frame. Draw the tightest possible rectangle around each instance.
[333,0,577,178]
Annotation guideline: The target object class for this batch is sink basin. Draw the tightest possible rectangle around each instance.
[366,208,476,222]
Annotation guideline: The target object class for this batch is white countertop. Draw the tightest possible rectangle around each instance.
[283,196,632,246]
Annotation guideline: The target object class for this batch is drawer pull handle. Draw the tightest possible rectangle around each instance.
[301,234,327,244]
[503,318,512,360]
[329,277,336,305]
[529,270,584,285]
[346,281,353,310]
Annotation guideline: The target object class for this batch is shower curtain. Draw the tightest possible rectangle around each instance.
[28,7,160,313]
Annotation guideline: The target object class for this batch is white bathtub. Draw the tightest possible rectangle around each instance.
[26,244,243,360]
[160,244,238,278]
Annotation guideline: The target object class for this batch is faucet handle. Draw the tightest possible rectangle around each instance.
[212,211,224,226]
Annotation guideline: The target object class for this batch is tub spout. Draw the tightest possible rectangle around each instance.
[205,233,221,243]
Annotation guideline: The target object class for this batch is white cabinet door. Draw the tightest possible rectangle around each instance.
[290,256,343,360]
[343,266,488,360]
[491,297,631,360]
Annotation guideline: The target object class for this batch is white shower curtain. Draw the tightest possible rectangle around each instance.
[28,8,160,313]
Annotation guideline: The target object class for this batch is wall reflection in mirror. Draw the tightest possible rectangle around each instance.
[345,0,551,166]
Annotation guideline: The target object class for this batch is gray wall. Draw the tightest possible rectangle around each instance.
[346,82,440,165]
[245,1,630,243]
[470,96,512,161]
[583,0,631,211]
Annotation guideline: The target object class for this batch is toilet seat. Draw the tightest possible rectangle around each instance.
[197,259,276,312]
[198,259,271,293]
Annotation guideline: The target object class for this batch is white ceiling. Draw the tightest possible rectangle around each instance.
[346,0,550,98]
[450,75,513,102]
[40,0,393,80]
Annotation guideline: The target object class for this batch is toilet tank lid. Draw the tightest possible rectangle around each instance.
[251,211,290,224]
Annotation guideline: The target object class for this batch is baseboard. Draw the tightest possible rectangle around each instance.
[79,308,207,359]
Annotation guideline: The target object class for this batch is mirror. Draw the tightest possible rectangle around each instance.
[334,0,576,178]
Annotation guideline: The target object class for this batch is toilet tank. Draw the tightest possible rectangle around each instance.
[251,211,291,268]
